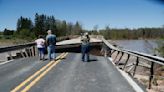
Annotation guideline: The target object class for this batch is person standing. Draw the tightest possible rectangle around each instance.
[46,30,56,61]
[81,32,90,62]
[35,35,45,60]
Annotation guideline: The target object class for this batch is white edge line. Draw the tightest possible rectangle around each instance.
[0,60,14,65]
[108,57,145,92]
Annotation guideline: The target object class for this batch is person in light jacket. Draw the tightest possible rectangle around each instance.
[81,32,90,62]
[35,35,45,60]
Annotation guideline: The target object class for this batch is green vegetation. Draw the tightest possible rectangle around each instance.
[1,13,164,40]
[1,13,164,46]
[1,13,83,42]
[90,26,164,40]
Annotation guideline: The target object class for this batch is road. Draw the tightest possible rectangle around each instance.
[0,53,136,92]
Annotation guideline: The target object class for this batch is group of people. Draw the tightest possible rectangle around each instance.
[35,30,56,61]
[35,30,90,62]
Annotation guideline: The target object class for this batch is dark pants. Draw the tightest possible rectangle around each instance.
[81,44,89,62]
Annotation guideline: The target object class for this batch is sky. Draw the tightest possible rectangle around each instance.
[0,0,164,31]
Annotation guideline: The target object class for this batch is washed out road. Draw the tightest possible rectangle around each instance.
[0,53,135,92]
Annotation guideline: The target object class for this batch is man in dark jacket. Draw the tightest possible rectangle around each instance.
[46,30,56,61]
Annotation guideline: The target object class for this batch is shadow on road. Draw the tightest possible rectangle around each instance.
[88,59,97,62]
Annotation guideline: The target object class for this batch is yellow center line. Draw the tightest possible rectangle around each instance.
[11,53,66,92]
[21,52,68,92]
[60,52,69,59]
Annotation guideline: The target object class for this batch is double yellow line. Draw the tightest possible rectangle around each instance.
[11,52,68,92]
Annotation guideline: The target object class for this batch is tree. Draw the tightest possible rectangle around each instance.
[16,16,34,39]
[34,13,46,36]
[17,16,33,32]
[66,22,73,35]
[72,21,83,35]
[3,28,14,36]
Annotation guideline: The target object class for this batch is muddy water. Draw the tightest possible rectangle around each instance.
[112,40,160,55]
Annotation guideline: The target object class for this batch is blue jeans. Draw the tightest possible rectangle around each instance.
[81,44,89,62]
[38,48,45,60]
[47,45,56,61]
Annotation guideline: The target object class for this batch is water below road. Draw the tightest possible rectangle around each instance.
[111,40,163,56]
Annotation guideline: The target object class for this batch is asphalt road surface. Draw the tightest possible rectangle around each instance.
[0,53,135,92]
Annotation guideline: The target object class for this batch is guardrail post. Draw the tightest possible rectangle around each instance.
[148,62,154,89]
[29,47,33,57]
[32,46,35,56]
[133,57,139,76]
[20,50,25,58]
[123,54,130,70]
[25,48,29,57]
[104,49,107,57]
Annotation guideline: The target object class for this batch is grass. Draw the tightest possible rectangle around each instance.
[0,38,34,46]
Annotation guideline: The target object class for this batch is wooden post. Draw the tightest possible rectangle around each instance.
[35,46,38,56]
[31,46,34,57]
[28,48,30,57]
[133,57,139,77]
[29,47,33,57]
[20,50,25,58]
[25,48,29,57]
[32,46,36,56]
[148,62,154,89]
[123,54,130,70]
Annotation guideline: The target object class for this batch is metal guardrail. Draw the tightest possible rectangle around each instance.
[102,37,164,65]
[101,37,164,89]
[0,36,72,60]
[0,43,35,53]
[0,36,72,54]
[124,49,164,65]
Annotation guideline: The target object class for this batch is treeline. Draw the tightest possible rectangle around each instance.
[90,27,164,39]
[2,13,83,40]
[1,13,164,40]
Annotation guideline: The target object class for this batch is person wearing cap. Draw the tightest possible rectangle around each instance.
[81,32,90,62]
[35,35,46,60]
[46,30,56,61]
